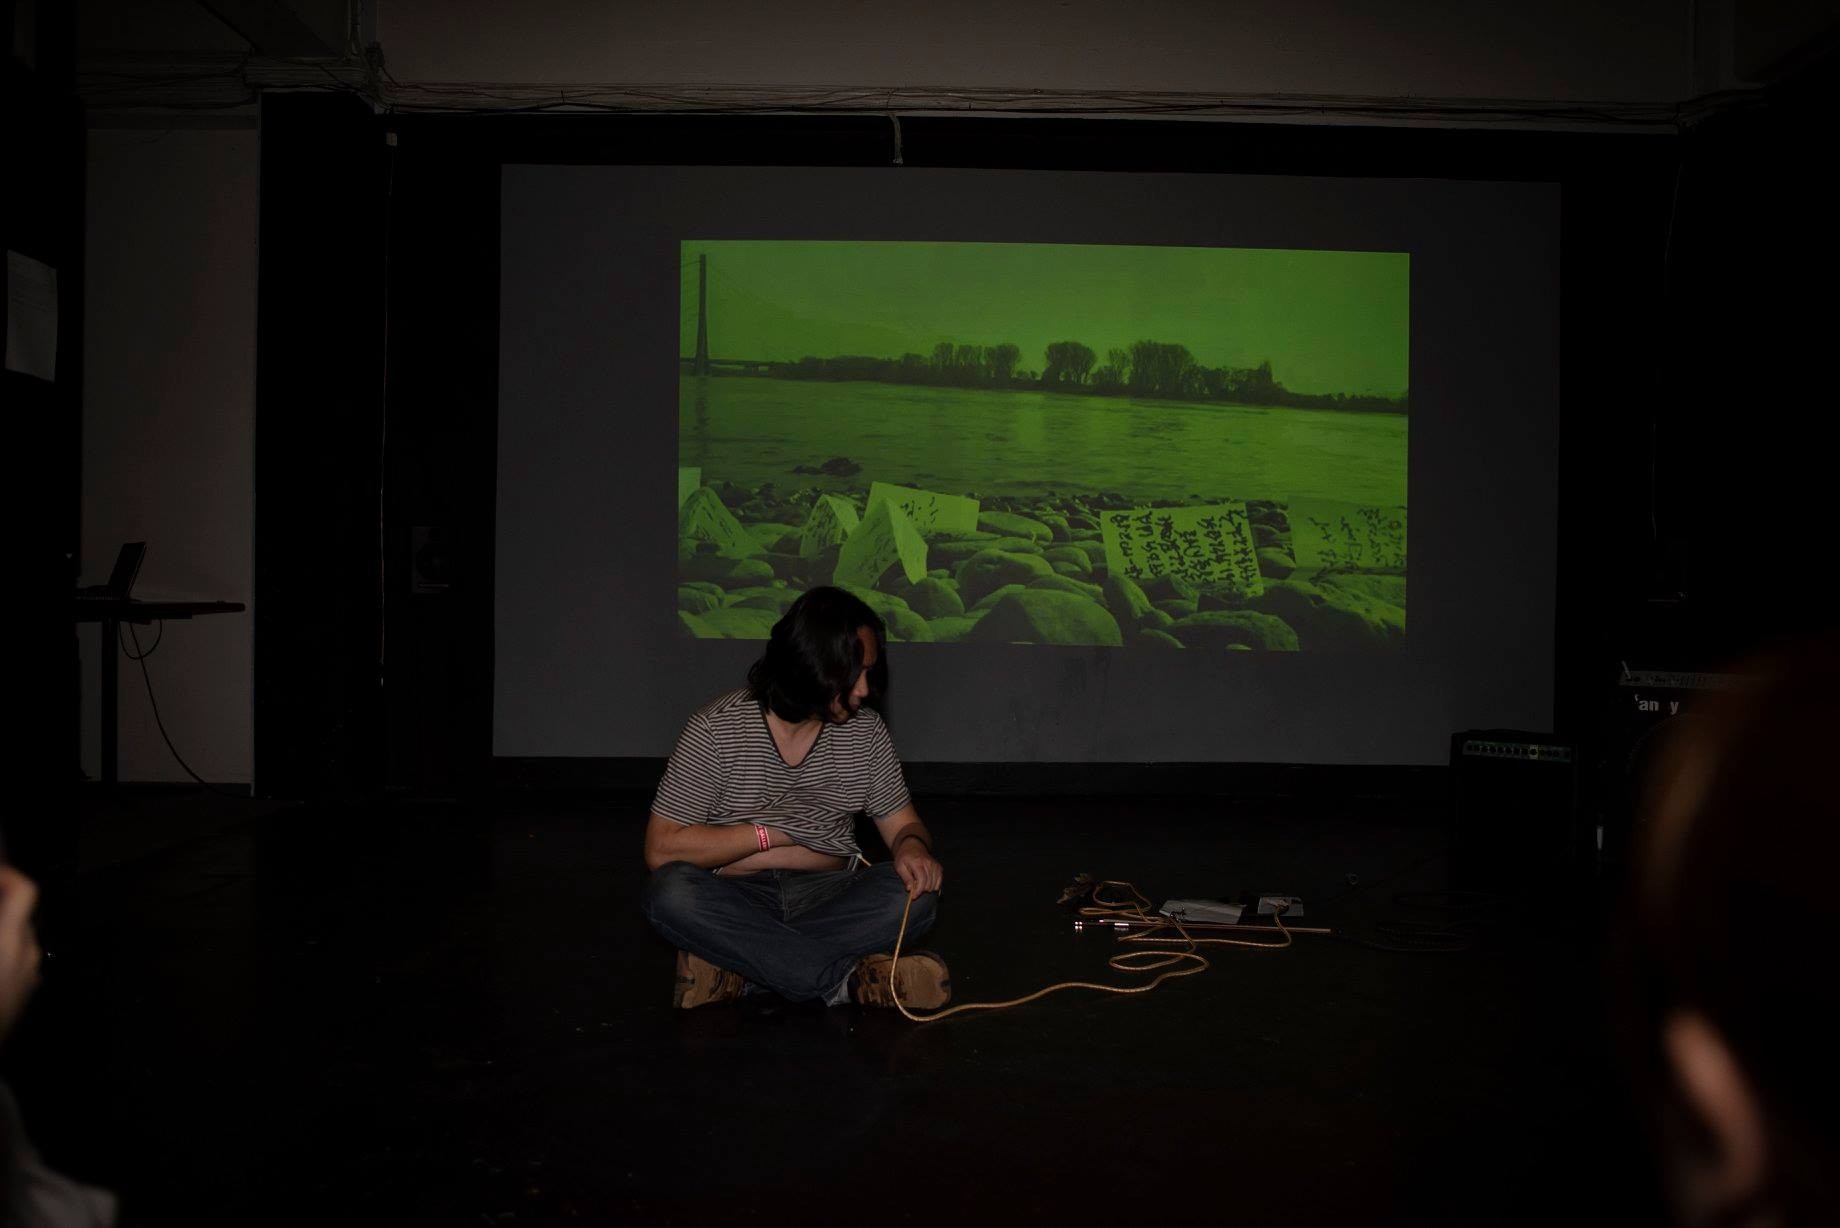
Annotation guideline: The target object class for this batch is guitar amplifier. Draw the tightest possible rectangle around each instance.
[1449,730,1582,892]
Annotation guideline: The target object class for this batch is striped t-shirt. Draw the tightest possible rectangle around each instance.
[651,689,912,860]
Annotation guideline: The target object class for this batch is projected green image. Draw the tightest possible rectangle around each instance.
[677,241,1408,649]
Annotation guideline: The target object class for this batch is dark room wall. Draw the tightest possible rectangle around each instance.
[378,0,1692,104]
[79,122,257,784]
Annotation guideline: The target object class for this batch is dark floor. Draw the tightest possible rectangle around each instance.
[6,789,1666,1225]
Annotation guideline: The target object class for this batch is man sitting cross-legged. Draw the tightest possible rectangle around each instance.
[641,586,948,1010]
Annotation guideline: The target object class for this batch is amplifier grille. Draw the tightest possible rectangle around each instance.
[1458,739,1573,763]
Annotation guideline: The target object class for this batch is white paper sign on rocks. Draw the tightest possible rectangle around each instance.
[1288,499,1407,571]
[1100,503,1263,596]
[799,495,861,557]
[866,481,980,537]
[678,486,762,557]
[833,498,929,589]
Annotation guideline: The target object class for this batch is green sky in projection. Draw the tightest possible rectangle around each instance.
[680,240,1409,396]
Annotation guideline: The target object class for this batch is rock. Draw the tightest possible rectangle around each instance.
[1153,598,1198,620]
[679,610,719,638]
[725,559,776,584]
[972,583,1031,612]
[965,590,1124,646]
[725,586,797,615]
[1253,523,1284,549]
[977,512,1054,544]
[929,539,1006,569]
[1045,546,1094,576]
[1134,629,1184,649]
[1251,579,1404,650]
[929,614,986,643]
[955,549,1055,606]
[838,585,911,619]
[740,500,798,526]
[1257,547,1295,579]
[696,606,781,639]
[1319,573,1407,609]
[680,555,743,585]
[746,522,799,552]
[769,549,836,589]
[1138,575,1199,604]
[1102,574,1153,626]
[1196,581,1256,612]
[1248,501,1289,530]
[791,456,862,476]
[1028,574,1104,602]
[677,586,722,616]
[1168,611,1300,651]
[885,607,936,642]
[899,577,965,619]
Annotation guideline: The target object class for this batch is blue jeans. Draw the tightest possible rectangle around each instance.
[642,861,938,1003]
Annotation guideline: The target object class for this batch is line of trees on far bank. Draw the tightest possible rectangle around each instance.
[744,339,1406,412]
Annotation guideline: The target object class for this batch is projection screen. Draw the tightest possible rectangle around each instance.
[496,166,1558,764]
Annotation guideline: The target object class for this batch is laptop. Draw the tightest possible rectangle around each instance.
[76,542,146,600]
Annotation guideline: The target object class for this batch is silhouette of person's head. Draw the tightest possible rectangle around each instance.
[1626,636,1839,1227]
[746,586,888,726]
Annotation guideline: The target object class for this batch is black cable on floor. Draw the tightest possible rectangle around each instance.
[120,622,248,799]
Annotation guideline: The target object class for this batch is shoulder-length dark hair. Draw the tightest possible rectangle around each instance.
[747,586,888,724]
[1617,636,1840,1227]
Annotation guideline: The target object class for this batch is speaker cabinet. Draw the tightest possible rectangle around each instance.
[1449,730,1582,893]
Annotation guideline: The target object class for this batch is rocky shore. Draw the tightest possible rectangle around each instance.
[678,472,1405,649]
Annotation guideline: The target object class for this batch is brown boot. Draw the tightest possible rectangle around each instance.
[850,951,952,1009]
[673,950,744,1009]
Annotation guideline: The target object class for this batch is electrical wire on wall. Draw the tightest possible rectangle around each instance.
[75,44,1772,134]
[379,129,398,692]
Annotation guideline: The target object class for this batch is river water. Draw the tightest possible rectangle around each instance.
[679,377,1406,506]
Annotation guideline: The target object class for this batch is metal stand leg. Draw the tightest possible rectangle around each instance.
[101,617,118,787]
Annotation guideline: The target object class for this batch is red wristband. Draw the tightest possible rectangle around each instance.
[754,824,771,852]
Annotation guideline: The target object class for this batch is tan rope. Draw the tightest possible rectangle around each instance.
[889,879,1292,1023]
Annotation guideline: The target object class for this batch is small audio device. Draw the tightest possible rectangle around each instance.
[1159,899,1245,925]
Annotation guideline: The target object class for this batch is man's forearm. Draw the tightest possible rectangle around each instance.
[885,821,932,857]
[645,819,791,870]
[720,844,848,874]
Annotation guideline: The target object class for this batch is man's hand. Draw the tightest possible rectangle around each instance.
[891,832,943,899]
[0,865,43,1043]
